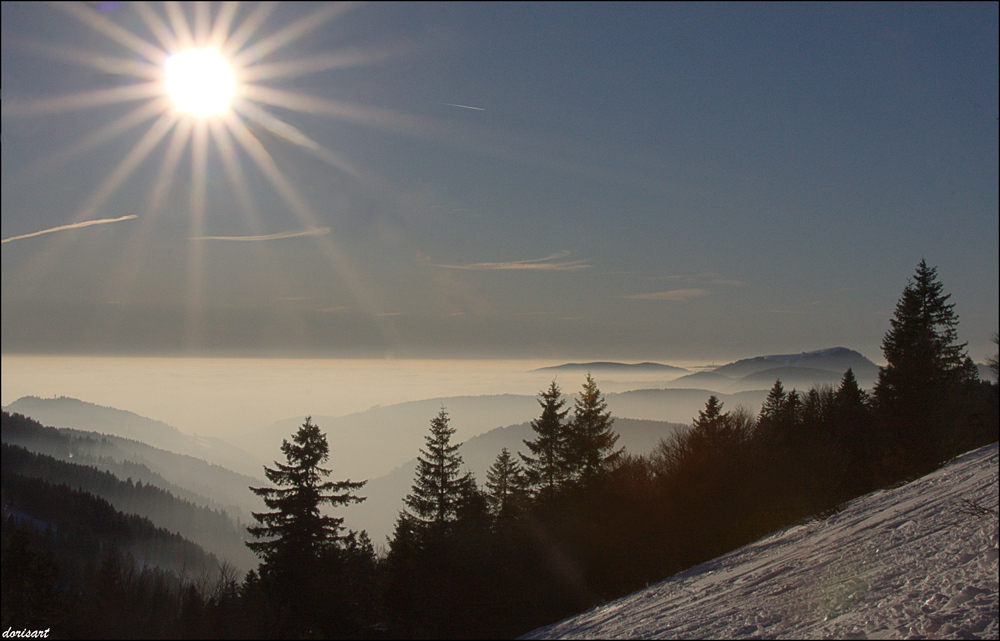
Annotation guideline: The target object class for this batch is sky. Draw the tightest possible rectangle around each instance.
[2,2,998,364]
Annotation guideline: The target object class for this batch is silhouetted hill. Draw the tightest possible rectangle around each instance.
[736,366,844,390]
[4,396,263,478]
[666,371,735,390]
[2,410,263,520]
[3,471,220,578]
[3,442,257,571]
[710,347,878,383]
[605,388,770,424]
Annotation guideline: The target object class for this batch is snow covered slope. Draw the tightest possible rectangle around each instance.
[523,443,999,640]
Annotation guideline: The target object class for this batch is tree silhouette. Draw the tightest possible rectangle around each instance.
[873,260,979,473]
[564,374,622,485]
[485,447,527,523]
[521,380,570,500]
[404,408,473,536]
[246,417,366,638]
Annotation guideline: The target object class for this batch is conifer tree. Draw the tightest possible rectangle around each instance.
[756,379,786,439]
[521,380,570,499]
[564,374,623,484]
[688,395,729,453]
[873,260,978,472]
[246,417,366,573]
[404,408,471,534]
[246,417,367,636]
[485,448,527,522]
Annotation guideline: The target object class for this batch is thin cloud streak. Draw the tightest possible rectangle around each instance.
[436,251,589,271]
[1,215,137,244]
[192,228,331,242]
[440,102,486,111]
[627,288,711,301]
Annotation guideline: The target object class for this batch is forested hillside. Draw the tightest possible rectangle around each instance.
[1,411,262,518]
[2,442,256,571]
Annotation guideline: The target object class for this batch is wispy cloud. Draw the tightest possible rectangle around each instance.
[192,227,330,241]
[436,251,589,271]
[439,102,486,111]
[1,214,137,244]
[626,288,711,301]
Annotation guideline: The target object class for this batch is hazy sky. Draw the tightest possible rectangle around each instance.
[2,2,997,363]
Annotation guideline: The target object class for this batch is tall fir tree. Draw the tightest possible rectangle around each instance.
[873,260,979,473]
[246,417,366,571]
[246,417,367,636]
[403,408,473,535]
[521,380,570,500]
[564,374,623,484]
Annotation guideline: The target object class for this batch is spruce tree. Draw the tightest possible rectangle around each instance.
[246,417,366,636]
[756,379,786,441]
[521,380,570,500]
[564,374,623,484]
[873,260,978,473]
[403,408,471,535]
[688,395,729,453]
[485,448,527,522]
[247,417,366,572]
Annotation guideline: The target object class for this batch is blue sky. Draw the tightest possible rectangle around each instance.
[2,2,997,362]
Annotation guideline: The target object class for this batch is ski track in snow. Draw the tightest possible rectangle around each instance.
[523,443,999,640]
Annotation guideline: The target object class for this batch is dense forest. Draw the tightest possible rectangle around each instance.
[2,260,997,639]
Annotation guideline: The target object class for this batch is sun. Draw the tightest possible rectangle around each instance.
[164,49,236,117]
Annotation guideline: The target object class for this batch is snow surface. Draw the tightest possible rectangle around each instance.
[523,443,999,640]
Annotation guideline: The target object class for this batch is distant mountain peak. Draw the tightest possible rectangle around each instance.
[711,347,878,381]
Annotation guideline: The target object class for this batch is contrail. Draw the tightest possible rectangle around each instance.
[440,102,486,111]
[192,227,330,241]
[1,214,137,244]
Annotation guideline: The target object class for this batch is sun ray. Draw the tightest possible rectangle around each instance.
[147,117,195,214]
[163,1,196,50]
[225,116,325,231]
[193,1,212,46]
[17,38,162,80]
[102,117,194,321]
[208,1,241,50]
[232,98,366,182]
[206,117,306,328]
[222,2,279,59]
[74,111,179,223]
[55,2,166,64]
[7,98,169,187]
[208,117,269,236]
[184,117,210,349]
[129,1,181,53]
[231,2,356,68]
[16,111,179,294]
[1,82,164,116]
[238,84,433,136]
[238,48,397,82]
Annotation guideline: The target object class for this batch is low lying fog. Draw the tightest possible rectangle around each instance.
[0,355,705,440]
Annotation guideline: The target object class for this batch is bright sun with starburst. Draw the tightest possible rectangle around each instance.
[164,49,237,117]
[0,1,427,245]
[0,2,444,345]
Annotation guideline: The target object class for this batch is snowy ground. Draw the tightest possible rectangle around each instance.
[523,443,999,640]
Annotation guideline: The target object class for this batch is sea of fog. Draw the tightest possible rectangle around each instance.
[0,355,706,440]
